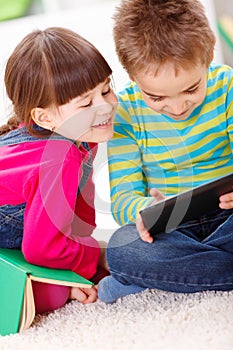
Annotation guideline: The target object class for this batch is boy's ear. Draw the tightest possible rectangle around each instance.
[129,74,135,82]
[31,107,53,131]
[211,49,215,63]
[209,46,215,64]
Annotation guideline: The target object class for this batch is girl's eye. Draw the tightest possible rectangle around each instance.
[81,101,92,108]
[102,87,111,96]
[185,86,199,95]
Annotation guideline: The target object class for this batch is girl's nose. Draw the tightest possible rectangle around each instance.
[96,97,115,115]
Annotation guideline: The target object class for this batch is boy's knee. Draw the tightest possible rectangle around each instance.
[106,224,141,270]
[108,224,139,249]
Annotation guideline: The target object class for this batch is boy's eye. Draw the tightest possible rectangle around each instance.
[150,96,164,103]
[185,86,199,95]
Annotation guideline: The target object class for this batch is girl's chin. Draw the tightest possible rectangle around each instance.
[78,130,114,143]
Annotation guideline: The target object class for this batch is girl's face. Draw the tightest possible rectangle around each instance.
[44,77,117,143]
[132,62,207,120]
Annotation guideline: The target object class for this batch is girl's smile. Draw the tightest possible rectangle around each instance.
[33,78,118,143]
[92,117,112,128]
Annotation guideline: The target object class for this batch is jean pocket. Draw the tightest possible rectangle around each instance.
[0,204,25,248]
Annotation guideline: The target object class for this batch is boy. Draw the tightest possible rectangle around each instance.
[98,0,233,303]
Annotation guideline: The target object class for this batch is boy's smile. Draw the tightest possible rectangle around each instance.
[132,62,208,120]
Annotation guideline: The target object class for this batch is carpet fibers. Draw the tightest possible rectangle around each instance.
[0,289,233,350]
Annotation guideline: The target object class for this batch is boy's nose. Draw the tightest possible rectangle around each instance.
[167,100,187,116]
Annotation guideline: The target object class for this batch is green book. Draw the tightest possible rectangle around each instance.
[0,248,93,336]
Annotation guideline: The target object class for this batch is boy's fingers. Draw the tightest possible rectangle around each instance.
[149,188,165,202]
[136,215,154,243]
[140,231,154,243]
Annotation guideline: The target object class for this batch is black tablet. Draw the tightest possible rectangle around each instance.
[140,172,233,237]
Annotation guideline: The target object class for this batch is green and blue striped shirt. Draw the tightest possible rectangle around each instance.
[107,63,233,225]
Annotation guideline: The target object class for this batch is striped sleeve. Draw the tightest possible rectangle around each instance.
[107,95,154,225]
[226,67,233,149]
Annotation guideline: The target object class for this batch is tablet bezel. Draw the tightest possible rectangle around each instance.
[140,172,233,237]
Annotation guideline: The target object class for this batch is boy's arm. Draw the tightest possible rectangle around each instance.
[107,100,154,225]
[226,69,233,149]
[220,69,233,210]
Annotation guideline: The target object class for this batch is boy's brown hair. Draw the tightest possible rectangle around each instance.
[113,0,216,76]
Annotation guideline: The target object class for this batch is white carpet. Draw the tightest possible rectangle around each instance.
[1,288,233,350]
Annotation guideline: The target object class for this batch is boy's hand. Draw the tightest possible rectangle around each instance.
[219,191,233,209]
[149,188,165,205]
[136,188,165,243]
[136,214,154,243]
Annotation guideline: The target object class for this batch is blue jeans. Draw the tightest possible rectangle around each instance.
[0,204,25,248]
[106,208,233,293]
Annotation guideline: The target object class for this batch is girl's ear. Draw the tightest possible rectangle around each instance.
[31,107,54,131]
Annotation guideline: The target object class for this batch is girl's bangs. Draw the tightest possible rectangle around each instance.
[51,50,112,105]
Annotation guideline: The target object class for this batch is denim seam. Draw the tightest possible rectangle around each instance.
[110,269,233,287]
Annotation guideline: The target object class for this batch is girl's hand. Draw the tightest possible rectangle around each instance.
[219,191,233,209]
[136,188,165,243]
[69,285,98,304]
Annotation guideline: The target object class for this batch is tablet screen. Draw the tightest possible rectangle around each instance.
[140,172,233,237]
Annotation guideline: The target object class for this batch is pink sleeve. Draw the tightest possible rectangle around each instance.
[22,141,100,280]
[72,143,98,237]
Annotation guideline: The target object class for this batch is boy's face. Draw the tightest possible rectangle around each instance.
[132,62,207,120]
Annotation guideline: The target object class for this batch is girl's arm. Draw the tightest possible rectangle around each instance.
[22,141,100,280]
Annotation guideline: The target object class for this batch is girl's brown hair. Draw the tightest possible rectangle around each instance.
[1,27,112,136]
[113,0,216,76]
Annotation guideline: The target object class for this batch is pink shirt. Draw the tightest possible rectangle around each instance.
[0,131,100,279]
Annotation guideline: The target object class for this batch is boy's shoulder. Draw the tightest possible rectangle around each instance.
[117,80,141,101]
[208,62,233,79]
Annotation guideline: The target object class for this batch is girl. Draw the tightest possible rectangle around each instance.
[0,27,117,312]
